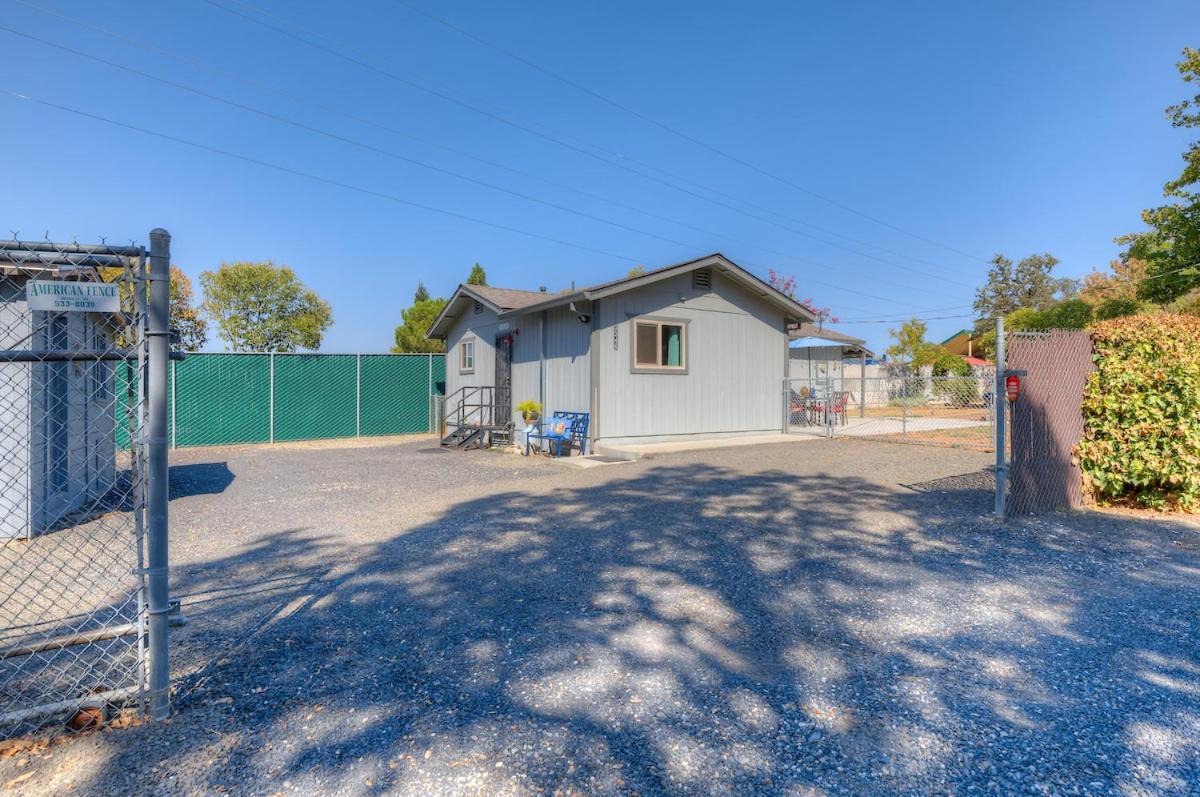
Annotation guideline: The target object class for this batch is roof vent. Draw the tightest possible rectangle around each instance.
[692,268,712,290]
[473,300,483,314]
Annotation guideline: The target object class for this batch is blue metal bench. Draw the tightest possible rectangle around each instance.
[526,411,590,457]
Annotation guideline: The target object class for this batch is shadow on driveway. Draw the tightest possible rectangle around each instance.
[17,453,1200,795]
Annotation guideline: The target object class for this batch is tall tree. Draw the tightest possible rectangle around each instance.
[467,263,487,286]
[105,263,207,351]
[169,266,207,352]
[413,282,430,303]
[391,296,448,353]
[886,318,940,366]
[1079,257,1150,304]
[1120,48,1200,302]
[200,261,333,352]
[972,252,1074,331]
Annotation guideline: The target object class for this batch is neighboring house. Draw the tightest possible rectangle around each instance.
[941,329,992,367]
[427,253,818,447]
[0,267,118,539]
[788,322,873,381]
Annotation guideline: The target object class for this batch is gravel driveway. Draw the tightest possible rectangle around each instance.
[2,436,1198,796]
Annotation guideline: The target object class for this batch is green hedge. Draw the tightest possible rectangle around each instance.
[1078,313,1200,510]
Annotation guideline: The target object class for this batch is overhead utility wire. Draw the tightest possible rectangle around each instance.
[0,8,972,303]
[2,88,918,312]
[0,90,638,263]
[840,262,1200,321]
[1,25,962,310]
[198,0,978,289]
[389,0,988,264]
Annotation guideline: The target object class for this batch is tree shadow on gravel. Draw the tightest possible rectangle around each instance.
[41,461,1200,795]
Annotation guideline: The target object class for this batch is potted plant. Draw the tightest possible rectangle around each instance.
[516,399,542,425]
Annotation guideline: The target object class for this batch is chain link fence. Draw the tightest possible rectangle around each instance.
[786,367,997,451]
[119,352,445,449]
[0,233,171,737]
[1002,329,1096,515]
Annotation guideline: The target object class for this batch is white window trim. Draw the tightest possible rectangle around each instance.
[459,337,475,374]
[630,317,689,374]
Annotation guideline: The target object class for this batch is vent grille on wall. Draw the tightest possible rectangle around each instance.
[692,269,712,290]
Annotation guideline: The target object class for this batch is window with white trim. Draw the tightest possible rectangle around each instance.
[632,319,686,371]
[459,338,475,372]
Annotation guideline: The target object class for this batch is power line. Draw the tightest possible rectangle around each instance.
[197,0,979,288]
[2,7,969,299]
[0,90,639,263]
[0,21,972,310]
[1,88,938,314]
[389,0,989,264]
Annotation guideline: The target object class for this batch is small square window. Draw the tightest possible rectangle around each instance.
[459,339,475,373]
[631,319,686,372]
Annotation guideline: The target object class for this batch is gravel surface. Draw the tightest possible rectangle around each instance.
[1,435,1198,796]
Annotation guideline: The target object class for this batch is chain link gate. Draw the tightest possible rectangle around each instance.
[786,367,997,451]
[0,231,171,736]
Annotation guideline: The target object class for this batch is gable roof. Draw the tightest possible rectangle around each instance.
[427,253,818,339]
[465,285,549,312]
[941,329,980,357]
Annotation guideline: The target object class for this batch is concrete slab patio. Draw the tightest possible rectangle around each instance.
[2,437,1197,796]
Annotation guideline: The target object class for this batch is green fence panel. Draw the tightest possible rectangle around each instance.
[432,353,445,395]
[114,359,174,450]
[360,355,432,436]
[116,351,446,449]
[175,354,270,446]
[272,354,357,442]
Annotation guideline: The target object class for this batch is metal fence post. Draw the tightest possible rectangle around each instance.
[859,358,866,419]
[146,228,171,721]
[994,317,1007,520]
[355,353,362,437]
[268,352,275,444]
[782,379,789,434]
[428,352,434,433]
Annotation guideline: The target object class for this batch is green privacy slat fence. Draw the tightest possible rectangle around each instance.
[117,352,444,449]
[273,355,358,442]
[176,354,271,446]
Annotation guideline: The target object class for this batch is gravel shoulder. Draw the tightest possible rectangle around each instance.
[2,437,1198,796]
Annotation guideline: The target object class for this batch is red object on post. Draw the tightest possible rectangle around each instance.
[1005,374,1020,403]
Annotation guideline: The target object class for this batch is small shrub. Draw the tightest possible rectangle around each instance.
[1078,313,1200,510]
[515,399,542,421]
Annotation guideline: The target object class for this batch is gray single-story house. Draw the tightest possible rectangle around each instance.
[428,253,819,447]
[788,322,873,381]
[0,266,118,539]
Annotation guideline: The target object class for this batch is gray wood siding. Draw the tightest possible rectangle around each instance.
[542,307,590,416]
[443,307,499,402]
[508,309,590,428]
[510,313,540,427]
[593,271,787,443]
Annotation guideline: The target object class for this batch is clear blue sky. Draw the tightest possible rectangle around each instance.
[2,0,1196,352]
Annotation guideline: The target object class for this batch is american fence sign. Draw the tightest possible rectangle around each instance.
[26,279,121,312]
